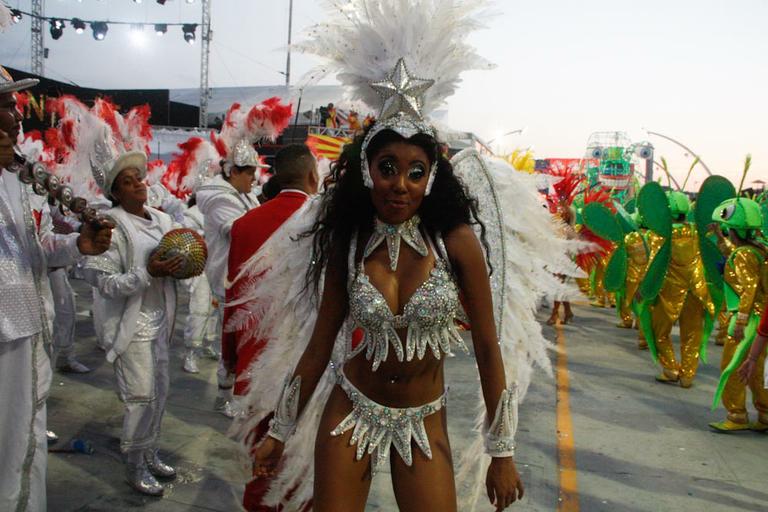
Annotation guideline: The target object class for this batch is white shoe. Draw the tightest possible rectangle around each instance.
[144,449,177,479]
[201,345,219,360]
[126,461,164,496]
[182,351,199,374]
[213,397,238,419]
[58,358,91,374]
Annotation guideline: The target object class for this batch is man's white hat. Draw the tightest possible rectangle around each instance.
[0,66,39,95]
[93,150,148,199]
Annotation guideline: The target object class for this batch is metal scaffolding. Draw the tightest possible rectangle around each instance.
[31,0,44,76]
[285,0,293,88]
[199,0,212,128]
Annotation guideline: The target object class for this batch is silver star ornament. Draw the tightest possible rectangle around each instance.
[370,58,434,122]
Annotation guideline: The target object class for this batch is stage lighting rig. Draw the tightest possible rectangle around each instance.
[50,19,65,40]
[10,9,22,24]
[155,23,168,36]
[91,22,108,41]
[72,18,86,34]
[182,24,197,44]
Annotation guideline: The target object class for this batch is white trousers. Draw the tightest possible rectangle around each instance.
[113,329,170,458]
[0,335,50,512]
[92,288,107,350]
[183,274,219,350]
[49,268,77,359]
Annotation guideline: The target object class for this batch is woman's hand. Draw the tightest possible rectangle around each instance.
[486,457,524,510]
[732,322,746,342]
[147,253,184,278]
[738,357,758,384]
[251,436,284,478]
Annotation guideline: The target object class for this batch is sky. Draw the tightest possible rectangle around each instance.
[1,0,766,189]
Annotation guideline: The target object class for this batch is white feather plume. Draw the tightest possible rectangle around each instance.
[53,97,112,202]
[295,0,494,117]
[451,149,587,511]
[225,197,333,508]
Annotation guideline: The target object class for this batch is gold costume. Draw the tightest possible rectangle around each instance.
[619,231,648,328]
[591,253,615,308]
[716,307,732,346]
[714,237,735,347]
[719,246,768,425]
[648,224,713,384]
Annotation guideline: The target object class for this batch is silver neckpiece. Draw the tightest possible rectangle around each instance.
[363,215,428,271]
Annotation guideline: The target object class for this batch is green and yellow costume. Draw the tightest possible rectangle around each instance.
[710,197,768,431]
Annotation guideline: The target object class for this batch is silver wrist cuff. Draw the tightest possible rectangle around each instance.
[484,384,518,457]
[267,375,302,442]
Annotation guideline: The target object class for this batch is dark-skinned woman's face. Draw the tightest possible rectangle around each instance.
[369,140,431,225]
[112,167,147,206]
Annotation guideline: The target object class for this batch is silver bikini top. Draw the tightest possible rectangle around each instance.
[347,228,468,371]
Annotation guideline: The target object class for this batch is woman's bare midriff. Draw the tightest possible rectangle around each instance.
[343,340,446,408]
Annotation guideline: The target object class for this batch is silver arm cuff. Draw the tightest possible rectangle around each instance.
[484,384,518,458]
[267,375,302,442]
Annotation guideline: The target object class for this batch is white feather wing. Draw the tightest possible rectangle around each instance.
[226,196,341,509]
[451,149,585,510]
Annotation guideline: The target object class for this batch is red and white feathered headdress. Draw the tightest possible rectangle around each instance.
[41,96,154,200]
[217,97,292,175]
[161,134,224,199]
[160,97,293,198]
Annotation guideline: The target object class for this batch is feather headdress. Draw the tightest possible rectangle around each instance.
[296,0,493,116]
[161,134,224,199]
[218,98,292,171]
[296,0,493,192]
[46,96,154,201]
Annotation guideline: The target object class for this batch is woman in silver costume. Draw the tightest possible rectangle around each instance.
[82,153,183,497]
[250,126,524,511]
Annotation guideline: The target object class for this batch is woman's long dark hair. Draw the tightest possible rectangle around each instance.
[305,126,489,296]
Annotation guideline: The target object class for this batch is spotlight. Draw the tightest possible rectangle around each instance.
[182,24,197,45]
[154,23,167,36]
[133,0,143,3]
[49,19,65,40]
[130,24,146,47]
[91,22,108,41]
[10,9,22,24]
[156,0,167,4]
[72,18,86,34]
[186,0,195,4]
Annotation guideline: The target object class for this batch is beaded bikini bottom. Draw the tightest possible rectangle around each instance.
[330,369,447,475]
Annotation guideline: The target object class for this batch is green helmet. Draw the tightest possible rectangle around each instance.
[666,191,691,217]
[712,197,763,239]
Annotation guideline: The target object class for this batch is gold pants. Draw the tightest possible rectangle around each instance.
[619,276,642,327]
[719,335,768,423]
[651,289,705,380]
[591,260,615,307]
[716,308,732,345]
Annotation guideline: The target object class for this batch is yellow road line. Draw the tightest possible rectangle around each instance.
[556,324,580,512]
